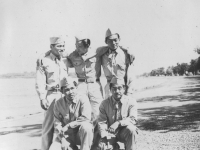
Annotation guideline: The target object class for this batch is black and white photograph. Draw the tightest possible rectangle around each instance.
[0,0,200,150]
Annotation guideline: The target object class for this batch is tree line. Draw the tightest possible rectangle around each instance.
[141,48,200,77]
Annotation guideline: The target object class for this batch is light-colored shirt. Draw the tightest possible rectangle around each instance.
[96,46,135,94]
[67,50,97,80]
[53,94,92,140]
[35,52,68,100]
[97,95,137,136]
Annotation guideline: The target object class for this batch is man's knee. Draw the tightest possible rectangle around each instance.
[125,125,138,135]
[79,122,93,133]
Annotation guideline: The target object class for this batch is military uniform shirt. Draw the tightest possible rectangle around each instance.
[68,50,96,80]
[35,52,68,100]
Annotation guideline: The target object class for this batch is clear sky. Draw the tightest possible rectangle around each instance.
[0,0,200,75]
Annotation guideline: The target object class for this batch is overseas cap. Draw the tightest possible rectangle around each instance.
[105,28,120,43]
[50,36,65,44]
[61,77,77,89]
[105,28,119,38]
[75,32,90,42]
[110,77,125,85]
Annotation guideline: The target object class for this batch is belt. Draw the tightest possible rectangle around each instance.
[48,88,60,92]
[78,78,95,83]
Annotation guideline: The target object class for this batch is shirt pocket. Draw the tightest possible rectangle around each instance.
[72,58,83,66]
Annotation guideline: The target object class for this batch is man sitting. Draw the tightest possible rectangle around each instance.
[49,79,93,150]
[96,77,138,150]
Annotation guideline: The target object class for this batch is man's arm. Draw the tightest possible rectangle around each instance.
[126,64,136,95]
[97,101,109,138]
[119,98,137,126]
[67,96,92,129]
[35,58,47,101]
[95,46,109,80]
[53,102,64,141]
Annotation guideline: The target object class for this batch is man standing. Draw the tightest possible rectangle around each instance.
[96,29,135,99]
[36,36,69,150]
[67,35,103,123]
[96,77,138,150]
[49,79,93,150]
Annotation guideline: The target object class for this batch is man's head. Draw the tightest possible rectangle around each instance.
[105,28,120,50]
[75,36,91,55]
[50,36,65,58]
[61,79,78,101]
[110,77,125,101]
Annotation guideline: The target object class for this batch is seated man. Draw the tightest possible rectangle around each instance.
[49,79,93,150]
[96,77,138,150]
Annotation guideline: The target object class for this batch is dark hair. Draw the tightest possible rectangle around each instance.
[80,39,91,48]
[109,83,125,90]
[105,33,120,44]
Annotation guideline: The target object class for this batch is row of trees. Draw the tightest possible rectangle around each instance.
[141,48,200,77]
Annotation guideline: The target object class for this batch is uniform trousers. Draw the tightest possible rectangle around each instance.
[97,125,138,150]
[77,81,103,122]
[41,91,62,150]
[49,122,93,150]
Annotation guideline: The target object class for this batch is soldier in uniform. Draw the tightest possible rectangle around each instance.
[67,35,104,124]
[96,77,138,150]
[49,79,93,150]
[35,36,69,150]
[95,29,135,99]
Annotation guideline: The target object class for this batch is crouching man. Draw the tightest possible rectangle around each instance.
[49,79,93,150]
[96,77,138,150]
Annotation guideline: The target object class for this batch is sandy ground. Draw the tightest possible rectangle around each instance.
[0,76,200,150]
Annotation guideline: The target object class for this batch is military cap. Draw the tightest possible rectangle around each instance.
[50,36,65,44]
[105,28,120,43]
[61,77,77,89]
[110,77,125,85]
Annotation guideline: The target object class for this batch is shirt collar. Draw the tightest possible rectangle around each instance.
[50,52,60,61]
[111,95,125,105]
[64,96,77,105]
[108,46,119,55]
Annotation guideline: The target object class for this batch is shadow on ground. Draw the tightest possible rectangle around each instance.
[137,77,200,132]
[0,124,42,137]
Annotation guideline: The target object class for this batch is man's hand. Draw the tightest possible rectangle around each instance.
[40,99,49,110]
[108,121,120,134]
[61,137,70,150]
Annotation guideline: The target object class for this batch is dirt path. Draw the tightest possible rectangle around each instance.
[0,77,200,150]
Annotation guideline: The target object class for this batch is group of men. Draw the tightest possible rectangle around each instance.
[36,28,138,150]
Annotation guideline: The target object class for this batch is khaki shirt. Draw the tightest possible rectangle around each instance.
[53,95,92,139]
[96,46,135,94]
[35,52,68,100]
[67,50,97,80]
[98,95,137,136]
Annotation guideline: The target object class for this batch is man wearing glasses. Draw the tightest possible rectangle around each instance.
[96,77,138,150]
[36,36,69,150]
[49,79,93,150]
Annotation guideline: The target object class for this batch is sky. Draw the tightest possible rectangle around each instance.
[0,0,200,75]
